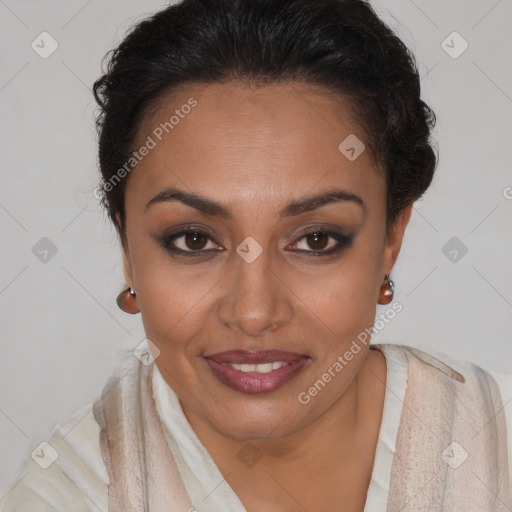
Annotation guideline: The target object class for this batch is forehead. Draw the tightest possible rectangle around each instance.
[127,81,384,212]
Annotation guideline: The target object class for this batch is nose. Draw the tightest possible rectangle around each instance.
[217,247,293,337]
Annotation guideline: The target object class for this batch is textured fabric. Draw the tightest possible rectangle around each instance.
[2,343,511,511]
[151,362,248,512]
[149,343,409,511]
[0,403,109,512]
[385,345,510,511]
[363,344,410,510]
[92,343,510,511]
[91,348,195,512]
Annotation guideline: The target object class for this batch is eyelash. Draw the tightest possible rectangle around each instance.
[159,227,354,258]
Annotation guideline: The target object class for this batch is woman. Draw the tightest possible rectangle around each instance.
[2,0,511,510]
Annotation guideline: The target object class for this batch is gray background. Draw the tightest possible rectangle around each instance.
[1,0,511,498]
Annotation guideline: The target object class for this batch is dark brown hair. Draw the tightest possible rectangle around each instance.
[93,0,437,245]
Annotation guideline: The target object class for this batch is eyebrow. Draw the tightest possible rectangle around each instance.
[144,186,366,220]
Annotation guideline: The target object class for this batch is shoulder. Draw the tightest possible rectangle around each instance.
[0,403,108,512]
[376,342,512,492]
[375,342,512,413]
[415,344,512,498]
[376,342,505,384]
[488,369,512,449]
[489,370,512,400]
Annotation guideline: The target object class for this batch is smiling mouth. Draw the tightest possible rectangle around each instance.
[204,350,310,394]
[221,361,290,373]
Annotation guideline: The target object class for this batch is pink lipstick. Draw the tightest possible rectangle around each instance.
[204,350,310,394]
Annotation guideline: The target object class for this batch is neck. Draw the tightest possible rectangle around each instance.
[181,348,386,478]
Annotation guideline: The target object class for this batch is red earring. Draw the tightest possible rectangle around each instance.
[378,274,394,305]
[116,287,139,314]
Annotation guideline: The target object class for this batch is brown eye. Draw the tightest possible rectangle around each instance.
[183,231,208,250]
[290,229,355,256]
[160,228,219,255]
[305,231,329,251]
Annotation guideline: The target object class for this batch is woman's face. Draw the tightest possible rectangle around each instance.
[121,81,410,441]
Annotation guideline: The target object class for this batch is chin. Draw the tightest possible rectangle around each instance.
[209,401,304,441]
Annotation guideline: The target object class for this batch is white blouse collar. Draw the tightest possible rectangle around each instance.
[151,343,409,512]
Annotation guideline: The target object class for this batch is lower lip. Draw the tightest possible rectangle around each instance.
[205,357,309,394]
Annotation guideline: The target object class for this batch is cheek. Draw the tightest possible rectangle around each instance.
[130,252,220,359]
[137,278,211,353]
[127,230,207,315]
[290,245,383,341]
[290,278,378,360]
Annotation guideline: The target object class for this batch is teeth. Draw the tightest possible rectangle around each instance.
[227,361,289,373]
[252,363,273,373]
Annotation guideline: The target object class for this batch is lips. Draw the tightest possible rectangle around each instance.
[204,350,310,394]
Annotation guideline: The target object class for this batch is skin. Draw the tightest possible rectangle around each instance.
[119,81,412,511]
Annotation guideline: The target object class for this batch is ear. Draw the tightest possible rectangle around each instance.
[381,203,413,275]
[115,212,134,288]
[122,248,134,288]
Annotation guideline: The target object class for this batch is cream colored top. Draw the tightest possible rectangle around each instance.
[2,343,511,511]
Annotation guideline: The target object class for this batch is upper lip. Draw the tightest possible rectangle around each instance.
[205,350,308,364]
